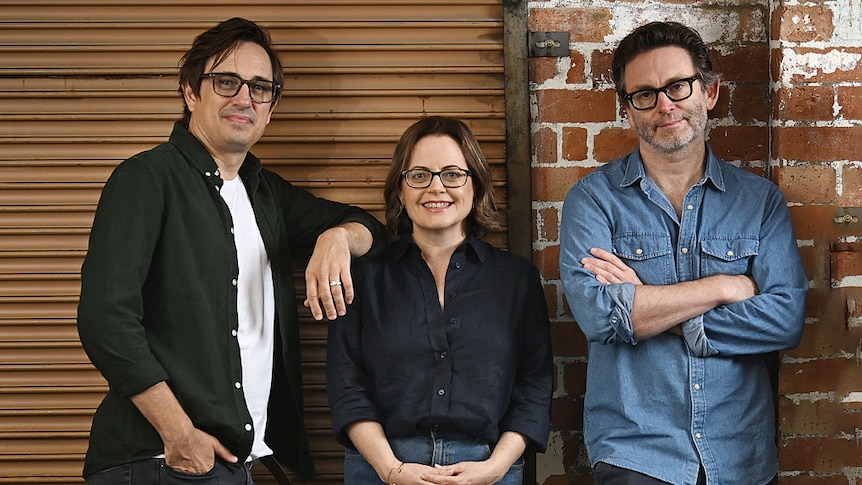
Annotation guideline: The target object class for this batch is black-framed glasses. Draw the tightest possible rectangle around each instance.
[201,72,279,104]
[402,168,473,188]
[624,76,700,111]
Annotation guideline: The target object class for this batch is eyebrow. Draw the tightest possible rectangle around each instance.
[628,75,696,92]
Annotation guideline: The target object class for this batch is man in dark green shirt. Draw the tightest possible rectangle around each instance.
[77,18,386,484]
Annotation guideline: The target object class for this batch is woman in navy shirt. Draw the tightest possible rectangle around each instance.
[327,116,553,485]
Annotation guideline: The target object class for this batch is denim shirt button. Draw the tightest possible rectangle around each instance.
[695,432,702,439]
[694,383,701,390]
[727,250,734,257]
[686,204,694,210]
[681,248,689,254]
[635,248,643,255]
[611,316,618,323]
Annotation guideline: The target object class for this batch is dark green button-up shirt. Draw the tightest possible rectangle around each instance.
[77,123,386,478]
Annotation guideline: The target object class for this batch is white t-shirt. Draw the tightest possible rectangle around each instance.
[219,176,275,461]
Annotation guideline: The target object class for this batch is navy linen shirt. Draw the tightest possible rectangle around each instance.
[327,236,553,452]
[559,146,808,485]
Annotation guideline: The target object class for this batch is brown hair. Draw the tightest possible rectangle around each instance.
[612,21,721,105]
[383,116,500,239]
[177,17,283,127]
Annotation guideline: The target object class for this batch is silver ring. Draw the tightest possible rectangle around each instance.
[329,280,342,286]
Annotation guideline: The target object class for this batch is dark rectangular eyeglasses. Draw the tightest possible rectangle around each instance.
[624,76,700,111]
[201,72,279,104]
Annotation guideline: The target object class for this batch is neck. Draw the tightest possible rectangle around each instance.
[412,228,467,262]
[639,140,707,191]
[188,123,247,181]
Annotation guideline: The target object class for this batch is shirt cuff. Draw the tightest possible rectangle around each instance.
[607,282,636,344]
[680,315,719,356]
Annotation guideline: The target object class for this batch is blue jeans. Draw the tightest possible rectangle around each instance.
[84,458,255,485]
[344,431,524,484]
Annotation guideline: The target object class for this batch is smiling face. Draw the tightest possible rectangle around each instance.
[401,135,475,243]
[183,41,277,163]
[623,46,718,154]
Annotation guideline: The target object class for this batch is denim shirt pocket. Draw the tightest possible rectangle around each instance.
[612,233,674,284]
[700,237,759,276]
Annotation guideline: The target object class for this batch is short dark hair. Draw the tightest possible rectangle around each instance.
[177,17,283,126]
[383,116,500,239]
[612,21,721,104]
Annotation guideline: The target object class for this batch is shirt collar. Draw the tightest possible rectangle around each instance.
[168,122,263,184]
[388,235,488,263]
[620,144,726,192]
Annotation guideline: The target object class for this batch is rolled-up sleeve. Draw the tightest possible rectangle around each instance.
[560,182,639,345]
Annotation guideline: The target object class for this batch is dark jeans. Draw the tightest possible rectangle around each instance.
[593,462,779,485]
[85,458,254,485]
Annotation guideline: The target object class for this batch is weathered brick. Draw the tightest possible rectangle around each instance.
[533,126,559,165]
[593,127,638,163]
[562,361,587,395]
[708,125,768,162]
[566,50,587,85]
[530,57,559,85]
[731,83,770,123]
[710,85,731,120]
[533,244,560,280]
[775,5,834,43]
[535,88,618,123]
[779,436,862,471]
[781,355,862,396]
[840,164,862,206]
[532,166,591,202]
[538,206,559,241]
[773,165,837,204]
[838,85,862,121]
[776,85,835,122]
[551,395,583,430]
[561,126,588,162]
[713,45,770,83]
[774,126,862,163]
[549,320,588,358]
[528,8,612,43]
[778,474,849,485]
[782,48,862,84]
[590,49,614,86]
[779,397,862,436]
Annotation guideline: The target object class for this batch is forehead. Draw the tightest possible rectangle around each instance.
[207,42,273,77]
[408,135,467,168]
[625,46,697,89]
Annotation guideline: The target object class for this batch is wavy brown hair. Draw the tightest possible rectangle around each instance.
[383,116,500,239]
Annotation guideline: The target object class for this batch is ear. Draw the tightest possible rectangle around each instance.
[182,83,198,113]
[704,80,720,110]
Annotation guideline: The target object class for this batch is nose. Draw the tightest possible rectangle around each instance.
[427,173,447,191]
[233,83,253,106]
[655,90,676,111]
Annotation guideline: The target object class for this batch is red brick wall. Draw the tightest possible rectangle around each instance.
[527,1,862,483]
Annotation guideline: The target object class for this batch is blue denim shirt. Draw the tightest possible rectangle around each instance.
[559,146,808,485]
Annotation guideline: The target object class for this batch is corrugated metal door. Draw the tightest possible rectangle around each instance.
[0,2,505,483]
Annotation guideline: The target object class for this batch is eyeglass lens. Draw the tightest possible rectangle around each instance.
[627,77,697,110]
[403,169,470,188]
[205,73,276,103]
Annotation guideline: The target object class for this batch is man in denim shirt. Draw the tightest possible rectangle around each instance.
[559,22,808,485]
